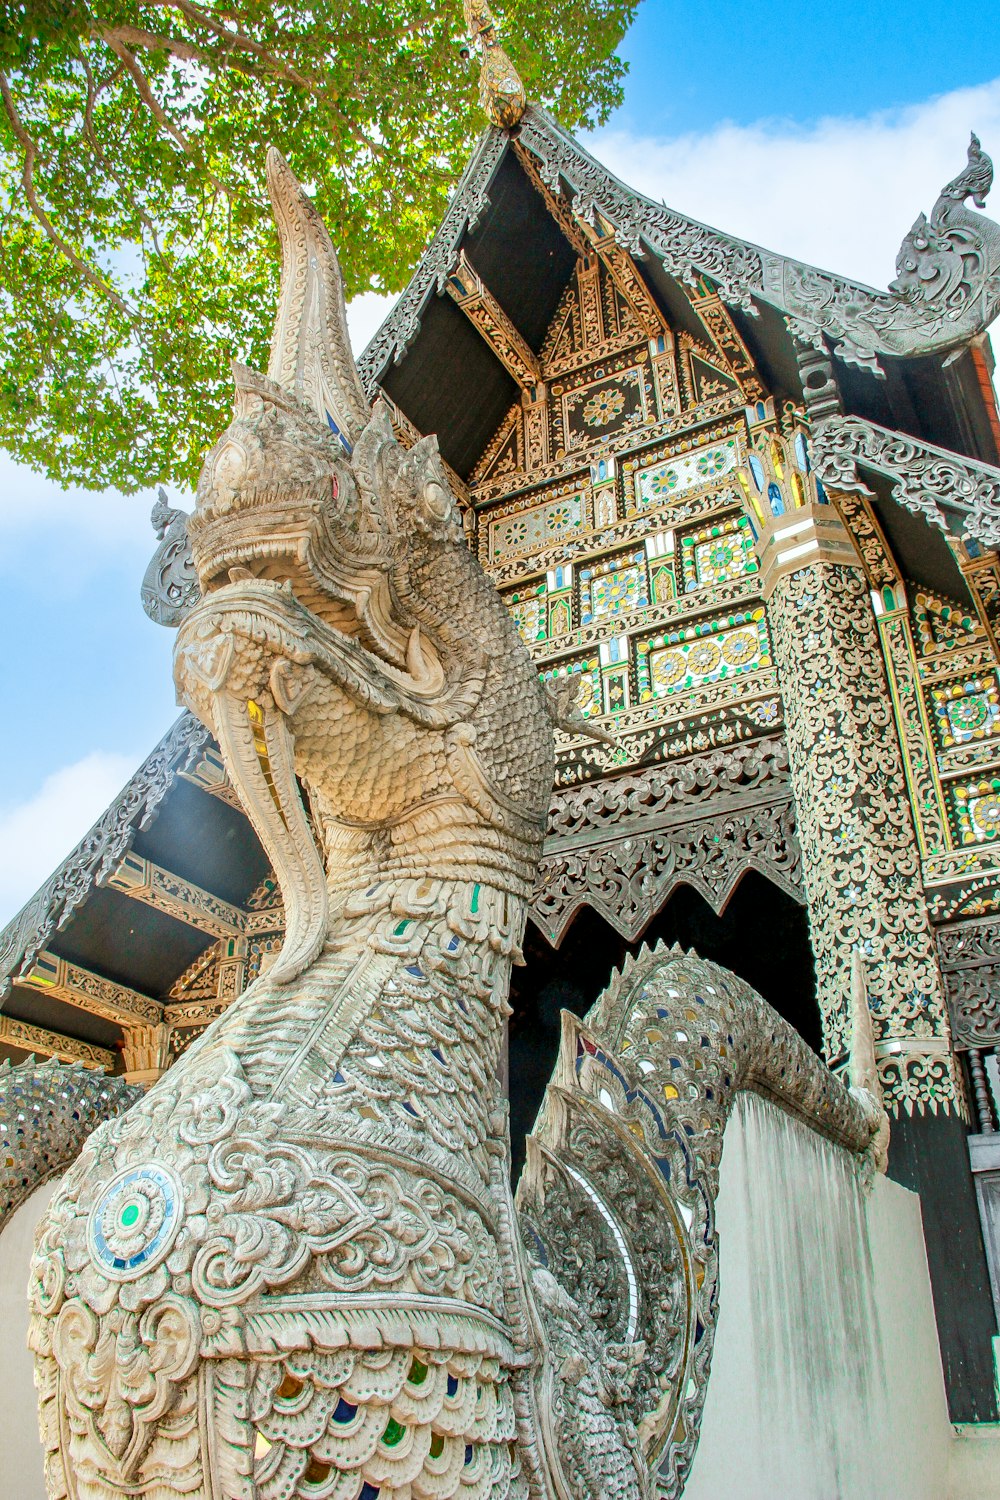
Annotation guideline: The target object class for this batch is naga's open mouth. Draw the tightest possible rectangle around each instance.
[173,572,487,990]
[179,569,460,720]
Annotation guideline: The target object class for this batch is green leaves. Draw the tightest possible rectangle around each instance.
[0,0,637,491]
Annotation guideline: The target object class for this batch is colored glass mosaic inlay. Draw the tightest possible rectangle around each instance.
[931,675,1000,748]
[636,609,770,700]
[680,513,758,591]
[563,368,648,449]
[631,437,738,514]
[87,1162,183,1280]
[580,549,649,625]
[489,490,586,560]
[952,776,1000,844]
[509,582,547,643]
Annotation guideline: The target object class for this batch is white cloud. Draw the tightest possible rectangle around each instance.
[0,752,138,928]
[588,76,1000,292]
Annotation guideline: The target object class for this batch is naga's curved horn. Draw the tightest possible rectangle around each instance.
[265,147,372,451]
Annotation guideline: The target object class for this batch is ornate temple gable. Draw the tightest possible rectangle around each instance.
[467,206,762,503]
[357,109,1000,399]
[514,109,1000,376]
[457,147,783,803]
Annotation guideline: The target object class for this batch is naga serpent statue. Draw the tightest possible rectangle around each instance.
[29,154,885,1500]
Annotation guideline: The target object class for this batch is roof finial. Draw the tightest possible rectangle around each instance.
[464,0,526,130]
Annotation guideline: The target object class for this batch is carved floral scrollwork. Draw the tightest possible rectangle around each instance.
[140,490,201,627]
[810,414,1000,549]
[531,800,801,947]
[938,914,1000,1048]
[767,560,960,1114]
[529,739,801,945]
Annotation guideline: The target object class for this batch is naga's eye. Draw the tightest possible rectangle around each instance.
[422,480,451,521]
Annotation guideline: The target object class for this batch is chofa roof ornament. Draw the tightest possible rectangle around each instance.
[463,0,527,130]
[888,132,997,352]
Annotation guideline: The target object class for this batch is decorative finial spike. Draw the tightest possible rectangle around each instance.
[940,130,994,210]
[463,0,526,129]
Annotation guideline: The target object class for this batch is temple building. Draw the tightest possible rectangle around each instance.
[2,26,1000,1497]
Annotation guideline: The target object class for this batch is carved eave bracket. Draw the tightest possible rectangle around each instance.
[809,414,1000,658]
[808,412,1000,549]
[445,249,542,388]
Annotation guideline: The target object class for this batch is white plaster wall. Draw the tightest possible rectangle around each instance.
[0,1179,60,1500]
[684,1094,1000,1500]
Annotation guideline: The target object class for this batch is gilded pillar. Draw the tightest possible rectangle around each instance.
[754,481,961,1115]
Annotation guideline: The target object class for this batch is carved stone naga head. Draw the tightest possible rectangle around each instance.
[171,151,560,981]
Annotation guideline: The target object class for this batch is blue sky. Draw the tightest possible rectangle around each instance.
[2,3,1000,923]
[614,0,999,135]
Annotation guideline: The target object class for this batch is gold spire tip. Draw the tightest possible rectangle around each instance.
[463,0,526,130]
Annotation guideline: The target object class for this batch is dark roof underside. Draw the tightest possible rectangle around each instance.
[380,146,577,478]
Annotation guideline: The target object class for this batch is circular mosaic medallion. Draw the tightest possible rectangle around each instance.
[947,696,989,733]
[696,446,730,477]
[87,1163,183,1280]
[707,541,736,572]
[650,468,678,495]
[722,630,757,667]
[973,794,1000,837]
[652,651,686,689]
[687,640,721,675]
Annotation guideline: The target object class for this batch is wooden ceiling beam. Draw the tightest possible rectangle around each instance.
[0,1013,115,1071]
[107,852,246,939]
[20,949,161,1026]
[444,251,542,390]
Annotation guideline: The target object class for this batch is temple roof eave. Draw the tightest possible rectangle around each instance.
[359,107,1000,411]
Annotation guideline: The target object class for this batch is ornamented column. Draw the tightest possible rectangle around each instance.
[755,481,962,1116]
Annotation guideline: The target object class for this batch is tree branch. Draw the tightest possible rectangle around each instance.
[104,10,387,165]
[97,25,203,63]
[145,0,313,88]
[0,69,134,320]
[82,57,164,260]
[102,36,226,193]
